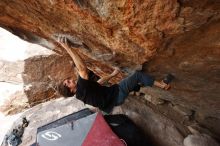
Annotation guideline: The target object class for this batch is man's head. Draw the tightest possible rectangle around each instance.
[58,77,77,97]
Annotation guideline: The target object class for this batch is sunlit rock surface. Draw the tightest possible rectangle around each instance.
[0,28,55,114]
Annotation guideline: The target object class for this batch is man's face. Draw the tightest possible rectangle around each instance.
[63,77,77,93]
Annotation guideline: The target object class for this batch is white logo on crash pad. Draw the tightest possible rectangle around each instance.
[41,131,62,141]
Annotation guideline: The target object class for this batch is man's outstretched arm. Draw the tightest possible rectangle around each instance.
[97,67,120,85]
[58,36,88,79]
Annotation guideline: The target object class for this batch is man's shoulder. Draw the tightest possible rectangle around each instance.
[77,75,94,87]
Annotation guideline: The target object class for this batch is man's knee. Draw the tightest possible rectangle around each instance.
[131,70,139,76]
[133,70,144,77]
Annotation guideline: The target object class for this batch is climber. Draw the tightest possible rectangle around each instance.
[57,36,172,112]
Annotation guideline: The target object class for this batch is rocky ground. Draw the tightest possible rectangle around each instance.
[1,88,220,146]
[1,95,183,146]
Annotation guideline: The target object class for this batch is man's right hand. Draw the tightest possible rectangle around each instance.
[57,36,71,50]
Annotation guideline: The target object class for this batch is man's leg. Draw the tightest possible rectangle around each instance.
[116,71,155,105]
[116,71,170,105]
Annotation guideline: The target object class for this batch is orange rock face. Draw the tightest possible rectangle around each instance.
[0,0,219,71]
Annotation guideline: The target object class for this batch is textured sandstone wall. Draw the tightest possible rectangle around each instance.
[0,0,219,70]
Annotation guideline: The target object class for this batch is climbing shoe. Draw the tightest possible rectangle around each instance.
[163,74,175,84]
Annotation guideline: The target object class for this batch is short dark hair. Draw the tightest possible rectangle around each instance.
[58,80,75,97]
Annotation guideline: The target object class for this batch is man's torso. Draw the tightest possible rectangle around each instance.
[76,76,119,111]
